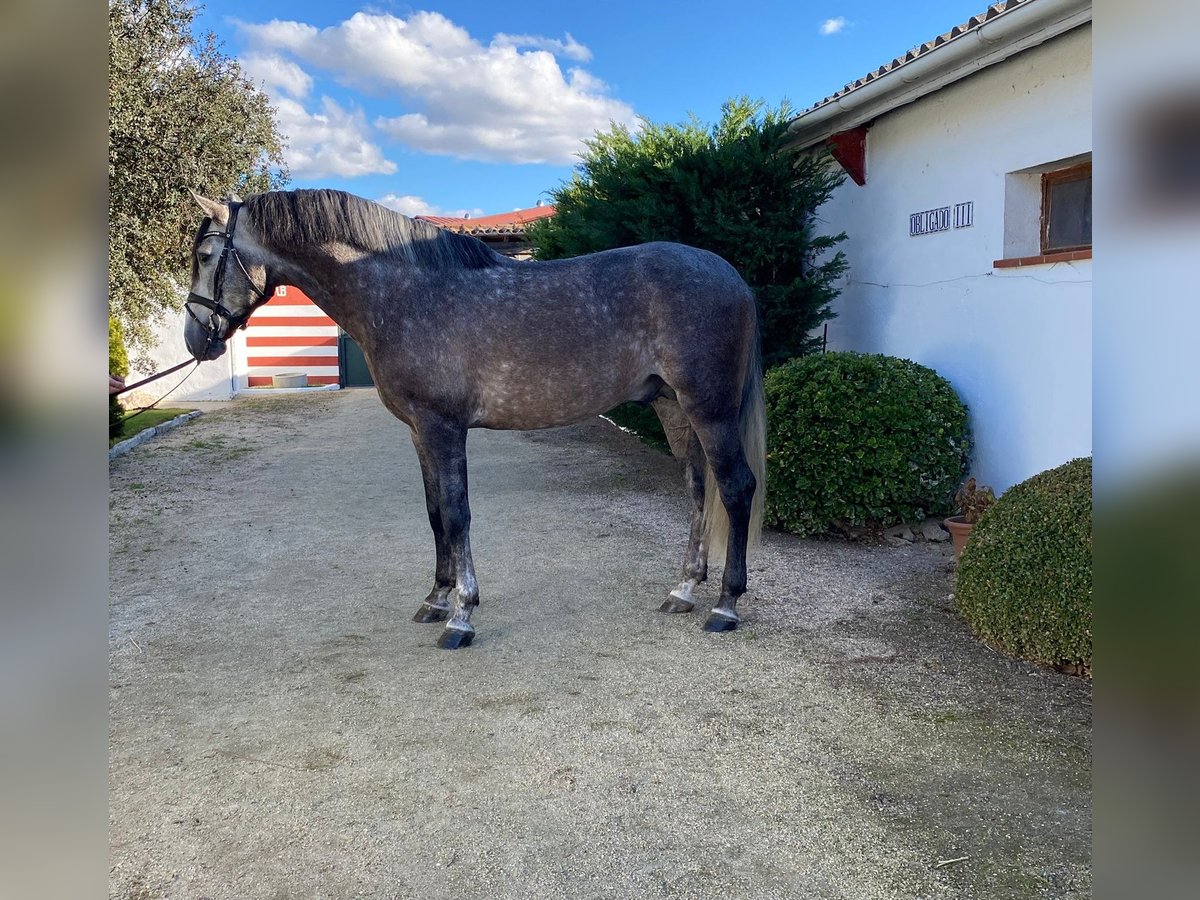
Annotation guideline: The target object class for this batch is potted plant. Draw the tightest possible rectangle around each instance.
[945,477,996,558]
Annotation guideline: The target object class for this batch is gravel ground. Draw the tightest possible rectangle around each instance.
[109,389,1091,899]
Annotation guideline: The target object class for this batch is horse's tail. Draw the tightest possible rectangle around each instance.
[740,323,767,551]
[702,313,766,565]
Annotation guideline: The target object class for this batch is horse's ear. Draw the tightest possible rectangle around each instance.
[226,191,244,203]
[190,190,229,227]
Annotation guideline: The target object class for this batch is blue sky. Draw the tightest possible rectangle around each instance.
[193,0,990,217]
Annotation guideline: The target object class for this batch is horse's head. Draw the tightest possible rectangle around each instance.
[184,192,269,361]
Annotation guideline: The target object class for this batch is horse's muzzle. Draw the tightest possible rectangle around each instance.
[183,311,228,361]
[199,337,228,361]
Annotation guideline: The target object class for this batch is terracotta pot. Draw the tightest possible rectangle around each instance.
[944,515,974,559]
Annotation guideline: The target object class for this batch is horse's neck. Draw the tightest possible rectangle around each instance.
[267,244,391,340]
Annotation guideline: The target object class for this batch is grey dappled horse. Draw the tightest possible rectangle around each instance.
[184,189,764,649]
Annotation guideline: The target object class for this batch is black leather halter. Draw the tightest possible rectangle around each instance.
[185,202,267,356]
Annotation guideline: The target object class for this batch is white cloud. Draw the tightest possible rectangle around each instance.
[237,11,636,165]
[236,18,319,52]
[273,95,396,178]
[492,31,592,62]
[374,194,485,218]
[241,53,312,98]
[820,16,848,36]
[567,67,608,94]
[376,113,592,166]
[375,193,437,216]
[232,39,396,178]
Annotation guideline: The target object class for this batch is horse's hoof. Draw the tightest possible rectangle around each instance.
[412,603,450,624]
[703,611,739,632]
[437,626,475,650]
[660,597,695,614]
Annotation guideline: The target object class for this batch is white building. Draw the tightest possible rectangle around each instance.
[787,0,1092,492]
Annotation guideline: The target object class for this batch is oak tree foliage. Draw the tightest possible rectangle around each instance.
[109,0,287,364]
[529,98,848,365]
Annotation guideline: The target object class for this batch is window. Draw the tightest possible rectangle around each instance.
[1041,162,1092,253]
[996,153,1092,268]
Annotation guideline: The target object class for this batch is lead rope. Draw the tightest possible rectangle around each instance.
[114,358,196,397]
[114,359,202,428]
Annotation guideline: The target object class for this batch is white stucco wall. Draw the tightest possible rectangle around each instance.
[814,25,1092,492]
[124,302,240,404]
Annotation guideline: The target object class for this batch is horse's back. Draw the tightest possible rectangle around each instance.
[536,241,751,301]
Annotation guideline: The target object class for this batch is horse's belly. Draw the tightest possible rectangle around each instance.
[473,369,652,430]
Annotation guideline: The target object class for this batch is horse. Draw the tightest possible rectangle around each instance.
[184,189,764,649]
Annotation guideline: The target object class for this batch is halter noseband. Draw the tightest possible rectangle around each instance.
[186,201,267,356]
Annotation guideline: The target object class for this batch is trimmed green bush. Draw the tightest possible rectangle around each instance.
[764,352,969,535]
[109,316,129,437]
[955,457,1092,670]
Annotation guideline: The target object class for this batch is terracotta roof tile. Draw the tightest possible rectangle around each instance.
[416,204,556,236]
[802,0,1033,115]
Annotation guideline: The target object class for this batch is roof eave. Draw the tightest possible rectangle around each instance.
[786,0,1092,150]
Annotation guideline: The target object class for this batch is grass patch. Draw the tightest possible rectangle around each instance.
[110,408,193,446]
[181,437,226,450]
[602,402,669,453]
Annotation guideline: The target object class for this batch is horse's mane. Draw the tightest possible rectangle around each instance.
[243,189,502,270]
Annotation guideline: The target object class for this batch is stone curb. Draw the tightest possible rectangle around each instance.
[109,410,203,461]
[236,384,342,396]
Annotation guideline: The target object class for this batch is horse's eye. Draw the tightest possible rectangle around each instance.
[198,251,212,263]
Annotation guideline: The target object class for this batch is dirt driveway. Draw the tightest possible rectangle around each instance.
[109,389,1091,899]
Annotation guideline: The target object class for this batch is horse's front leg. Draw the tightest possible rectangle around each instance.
[411,417,479,649]
[411,440,454,624]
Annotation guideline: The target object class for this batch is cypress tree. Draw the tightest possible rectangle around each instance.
[530,98,848,366]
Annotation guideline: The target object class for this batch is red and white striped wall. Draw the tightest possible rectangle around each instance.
[240,286,340,387]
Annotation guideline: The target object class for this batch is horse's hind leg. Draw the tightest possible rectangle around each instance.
[685,412,756,632]
[410,417,480,649]
[661,430,708,614]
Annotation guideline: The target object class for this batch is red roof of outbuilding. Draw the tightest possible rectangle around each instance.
[417,204,556,235]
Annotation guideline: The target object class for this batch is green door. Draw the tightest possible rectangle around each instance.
[338,330,374,387]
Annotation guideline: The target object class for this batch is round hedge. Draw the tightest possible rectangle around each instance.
[955,457,1092,670]
[764,352,970,535]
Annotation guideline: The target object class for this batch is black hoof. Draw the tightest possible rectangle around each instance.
[703,612,739,632]
[412,603,450,624]
[660,597,695,614]
[437,627,475,650]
